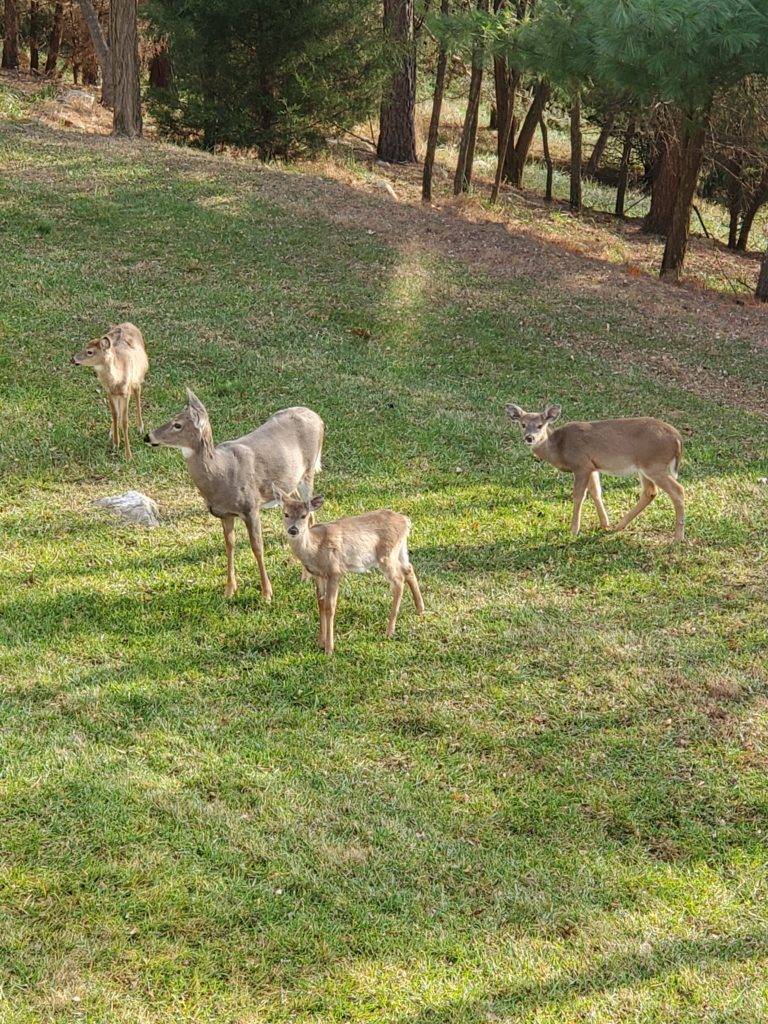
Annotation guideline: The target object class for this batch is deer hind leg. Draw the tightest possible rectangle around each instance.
[570,471,591,535]
[222,515,238,598]
[384,568,405,639]
[134,385,144,433]
[588,472,610,529]
[651,472,685,542]
[245,513,273,602]
[323,575,340,656]
[613,475,657,533]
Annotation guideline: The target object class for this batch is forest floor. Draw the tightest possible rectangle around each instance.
[2,85,768,1023]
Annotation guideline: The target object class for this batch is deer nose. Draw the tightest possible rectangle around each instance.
[143,434,152,444]
[287,526,298,537]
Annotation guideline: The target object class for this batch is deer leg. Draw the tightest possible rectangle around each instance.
[385,572,405,639]
[613,476,657,533]
[652,473,686,542]
[134,385,144,433]
[315,577,327,648]
[588,472,610,529]
[323,575,340,656]
[222,515,237,598]
[117,395,132,460]
[571,472,590,535]
[404,565,424,615]
[245,513,273,602]
[107,394,119,448]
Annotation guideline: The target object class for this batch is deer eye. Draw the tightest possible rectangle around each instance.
[301,513,308,519]
[86,349,94,356]
[173,423,182,430]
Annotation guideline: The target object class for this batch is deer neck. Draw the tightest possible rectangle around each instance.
[287,525,321,567]
[530,427,557,465]
[182,435,220,493]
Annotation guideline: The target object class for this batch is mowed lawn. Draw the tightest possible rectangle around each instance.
[2,115,768,1024]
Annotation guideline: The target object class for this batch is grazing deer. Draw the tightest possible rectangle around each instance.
[145,391,324,600]
[71,322,148,461]
[505,403,685,541]
[274,489,424,655]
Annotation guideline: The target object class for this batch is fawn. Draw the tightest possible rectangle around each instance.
[145,390,324,600]
[505,403,685,541]
[71,322,148,461]
[274,489,424,655]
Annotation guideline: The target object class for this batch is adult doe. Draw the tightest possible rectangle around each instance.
[274,489,424,655]
[71,322,148,460]
[505,403,685,541]
[145,391,324,600]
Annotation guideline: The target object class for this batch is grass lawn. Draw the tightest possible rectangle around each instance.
[2,109,768,1023]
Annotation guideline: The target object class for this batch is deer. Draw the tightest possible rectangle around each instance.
[505,403,685,542]
[145,390,324,601]
[274,489,424,655]
[71,322,148,461]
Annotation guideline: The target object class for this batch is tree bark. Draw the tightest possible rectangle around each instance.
[422,0,449,202]
[30,1,40,72]
[76,0,113,106]
[1,0,20,69]
[44,1,64,75]
[614,116,637,217]
[506,80,550,188]
[148,46,172,90]
[643,110,682,236]
[109,0,142,137]
[659,118,707,281]
[453,0,487,195]
[736,167,768,251]
[569,91,582,212]
[377,0,417,163]
[585,109,615,178]
[494,56,519,181]
[539,115,553,201]
[490,71,517,203]
[755,243,768,301]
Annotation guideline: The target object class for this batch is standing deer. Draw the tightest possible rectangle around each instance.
[145,391,324,601]
[274,489,424,655]
[71,322,148,461]
[505,403,685,541]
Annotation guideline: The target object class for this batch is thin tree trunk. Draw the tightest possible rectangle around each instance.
[44,1,64,75]
[494,56,519,181]
[539,114,553,200]
[148,46,172,90]
[30,1,40,72]
[489,104,497,130]
[377,0,417,163]
[660,118,707,281]
[76,0,113,106]
[453,0,487,196]
[422,0,449,202]
[569,91,582,213]
[1,0,20,69]
[736,167,768,251]
[614,116,637,217]
[644,109,681,235]
[110,0,142,137]
[755,244,768,301]
[585,109,615,178]
[506,80,550,188]
[724,155,743,249]
[490,76,517,203]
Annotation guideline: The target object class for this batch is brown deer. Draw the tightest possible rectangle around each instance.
[274,489,424,655]
[71,322,148,461]
[145,391,324,601]
[505,403,685,541]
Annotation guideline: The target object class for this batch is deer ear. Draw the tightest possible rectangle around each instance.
[185,388,209,427]
[99,336,111,351]
[544,404,561,422]
[505,403,523,421]
[309,495,324,511]
[272,485,287,503]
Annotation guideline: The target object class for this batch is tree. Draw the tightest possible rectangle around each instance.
[110,0,142,137]
[29,0,40,72]
[422,0,450,202]
[2,0,20,68]
[614,113,637,216]
[44,0,64,75]
[756,242,768,301]
[377,0,417,162]
[453,0,489,194]
[76,0,113,106]
[584,105,616,178]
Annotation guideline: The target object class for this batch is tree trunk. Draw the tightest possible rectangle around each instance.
[506,80,550,188]
[539,115,553,201]
[659,119,707,281]
[644,110,682,236]
[489,104,497,130]
[377,0,417,163]
[422,0,449,202]
[494,56,519,181]
[724,155,743,249]
[490,70,517,203]
[109,0,142,137]
[614,116,637,217]
[569,91,582,212]
[585,109,615,178]
[76,0,113,106]
[755,243,768,301]
[29,0,40,72]
[44,1,64,75]
[1,0,20,69]
[453,0,487,195]
[148,46,172,90]
[736,167,768,251]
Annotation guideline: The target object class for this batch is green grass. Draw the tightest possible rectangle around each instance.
[2,109,768,1024]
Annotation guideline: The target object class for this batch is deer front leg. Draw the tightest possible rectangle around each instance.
[115,394,132,460]
[571,471,590,535]
[315,577,327,649]
[245,513,273,602]
[323,575,340,656]
[107,394,119,448]
[588,472,610,529]
[222,515,238,598]
[385,573,405,638]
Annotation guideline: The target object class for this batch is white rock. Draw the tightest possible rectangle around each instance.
[94,490,159,527]
[57,89,95,113]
